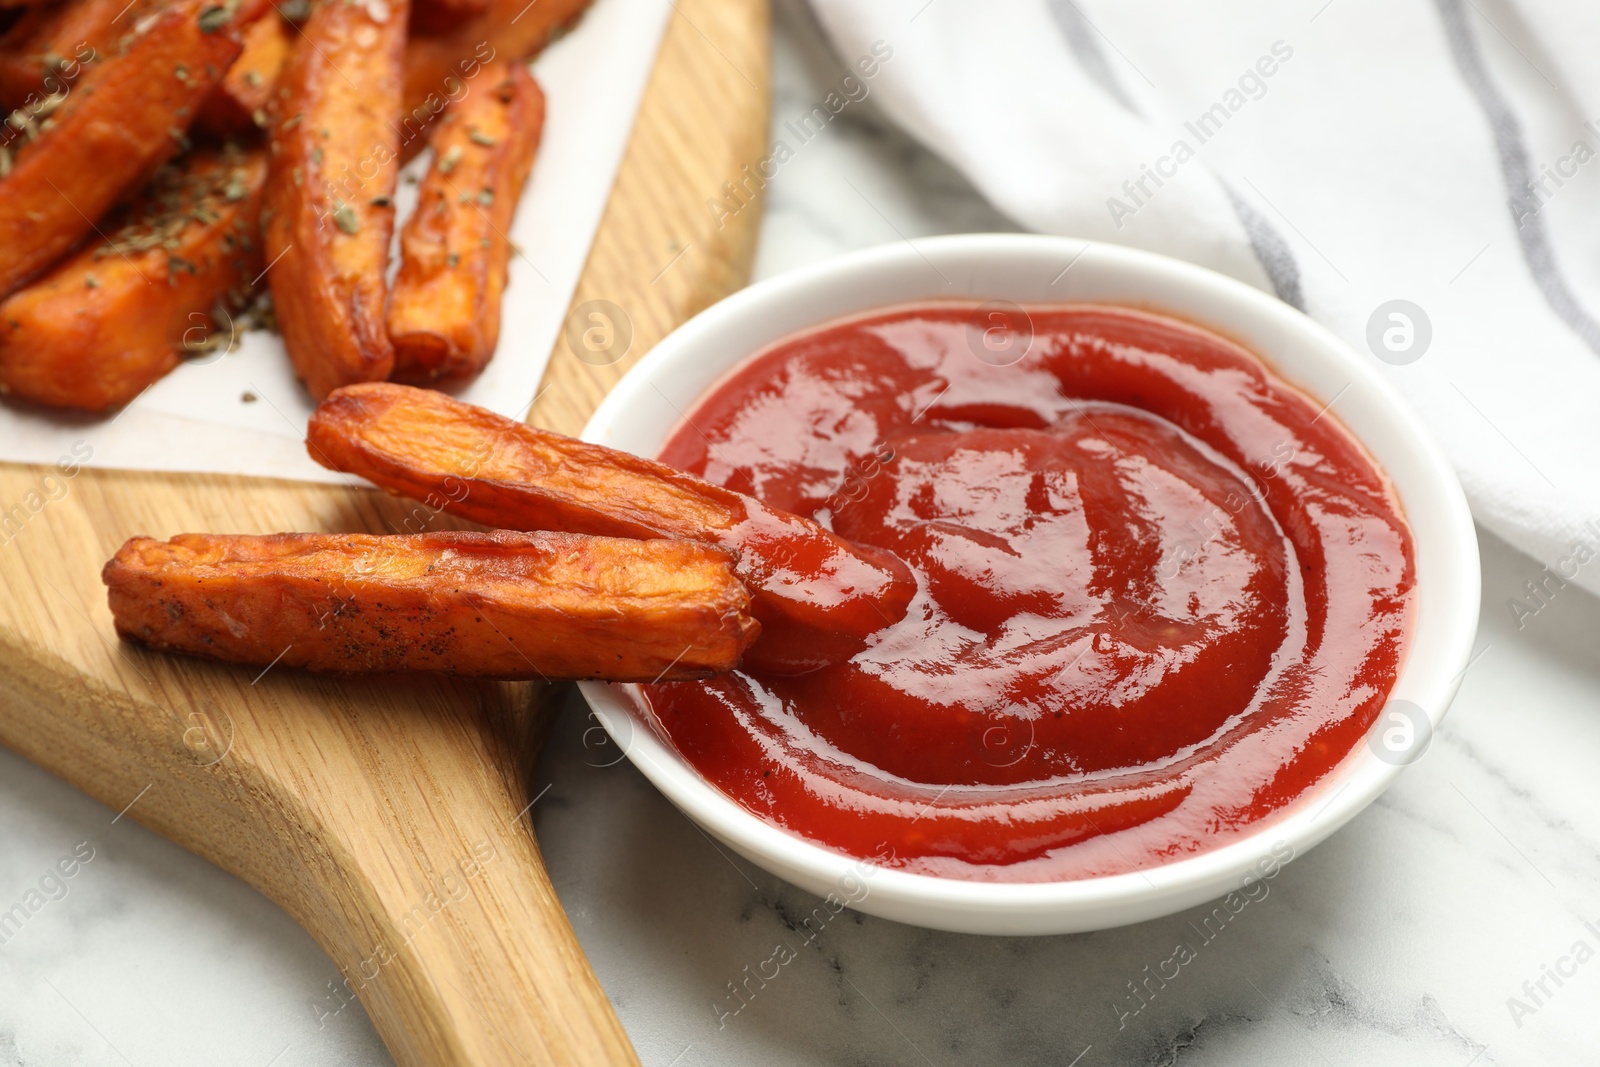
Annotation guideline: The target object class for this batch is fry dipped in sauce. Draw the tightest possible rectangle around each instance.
[307,383,917,673]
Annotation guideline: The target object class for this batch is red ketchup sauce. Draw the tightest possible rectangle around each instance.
[641,303,1415,881]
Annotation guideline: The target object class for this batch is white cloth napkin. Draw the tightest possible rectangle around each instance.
[807,0,1600,610]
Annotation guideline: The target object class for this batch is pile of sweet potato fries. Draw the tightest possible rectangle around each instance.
[103,385,919,681]
[1,0,921,684]
[0,0,586,411]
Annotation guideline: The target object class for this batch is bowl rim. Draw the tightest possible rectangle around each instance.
[576,233,1481,932]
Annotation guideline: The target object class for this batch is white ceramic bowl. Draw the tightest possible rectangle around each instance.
[576,234,1480,936]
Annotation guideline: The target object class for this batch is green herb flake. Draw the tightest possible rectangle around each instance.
[369,196,391,207]
[467,128,497,147]
[437,145,463,175]
[166,255,198,287]
[244,70,262,87]
[197,5,232,33]
[332,200,359,235]
[446,253,459,267]
[84,273,99,289]
[475,188,493,206]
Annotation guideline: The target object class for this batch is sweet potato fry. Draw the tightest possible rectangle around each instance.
[195,9,290,137]
[399,0,587,157]
[263,0,406,400]
[104,530,759,680]
[0,0,243,298]
[387,61,542,383]
[410,0,489,36]
[0,145,266,411]
[307,383,917,674]
[0,0,122,111]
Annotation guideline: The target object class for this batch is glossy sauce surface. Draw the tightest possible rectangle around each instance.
[643,304,1415,880]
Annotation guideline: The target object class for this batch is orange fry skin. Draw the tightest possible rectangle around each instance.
[0,0,244,299]
[0,0,124,111]
[398,0,587,157]
[0,146,267,412]
[307,383,917,675]
[388,61,543,384]
[195,10,291,137]
[263,0,406,400]
[104,530,760,681]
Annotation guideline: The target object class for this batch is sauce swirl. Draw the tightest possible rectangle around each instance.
[642,304,1414,881]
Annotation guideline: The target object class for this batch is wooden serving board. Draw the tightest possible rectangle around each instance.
[0,2,769,1064]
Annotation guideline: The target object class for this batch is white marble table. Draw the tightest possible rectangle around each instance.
[3,2,1594,1064]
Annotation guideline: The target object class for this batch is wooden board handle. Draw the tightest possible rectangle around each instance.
[253,685,640,1067]
[0,596,637,1066]
[280,691,640,1067]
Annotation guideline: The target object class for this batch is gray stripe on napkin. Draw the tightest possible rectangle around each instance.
[1044,0,1142,114]
[1435,0,1600,353]
[1222,183,1306,309]
[1044,0,1306,309]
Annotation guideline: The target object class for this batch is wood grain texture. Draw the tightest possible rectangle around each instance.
[528,0,770,436]
[0,1,769,1064]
